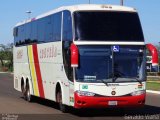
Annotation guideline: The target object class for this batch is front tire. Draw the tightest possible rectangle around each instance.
[56,88,68,113]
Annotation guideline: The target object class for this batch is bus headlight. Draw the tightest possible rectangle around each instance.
[76,91,95,96]
[131,90,146,96]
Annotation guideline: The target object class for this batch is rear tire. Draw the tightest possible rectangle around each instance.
[21,80,26,99]
[25,83,33,102]
[56,88,68,113]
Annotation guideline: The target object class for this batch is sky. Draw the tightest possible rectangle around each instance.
[0,0,160,45]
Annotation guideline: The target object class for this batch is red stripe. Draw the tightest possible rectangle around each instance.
[32,44,45,98]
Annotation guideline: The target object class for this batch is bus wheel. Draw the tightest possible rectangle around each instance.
[56,88,68,113]
[21,79,26,99]
[25,83,32,102]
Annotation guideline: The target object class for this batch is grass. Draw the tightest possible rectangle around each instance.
[146,82,160,91]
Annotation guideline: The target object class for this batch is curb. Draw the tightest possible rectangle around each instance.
[0,72,13,74]
[146,90,160,94]
[0,72,8,73]
[147,76,160,78]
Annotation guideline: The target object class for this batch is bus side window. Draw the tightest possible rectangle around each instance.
[45,16,52,42]
[13,27,19,46]
[52,12,62,42]
[31,21,38,43]
[63,11,73,41]
[37,18,45,43]
[16,25,25,46]
[62,10,73,81]
[63,41,73,81]
[25,23,32,44]
[13,27,18,37]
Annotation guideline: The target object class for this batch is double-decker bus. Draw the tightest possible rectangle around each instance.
[13,4,146,112]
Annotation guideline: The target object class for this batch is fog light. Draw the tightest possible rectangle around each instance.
[131,90,146,96]
[76,91,95,96]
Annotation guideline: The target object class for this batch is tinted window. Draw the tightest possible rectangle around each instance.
[37,18,45,42]
[14,27,18,45]
[16,25,25,45]
[62,11,73,81]
[75,46,112,82]
[45,16,52,42]
[74,11,144,41]
[63,11,73,41]
[75,45,146,83]
[52,12,62,41]
[31,21,38,43]
[13,27,18,37]
[25,23,32,44]
[14,12,62,46]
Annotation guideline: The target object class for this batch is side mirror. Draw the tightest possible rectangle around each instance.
[70,43,79,68]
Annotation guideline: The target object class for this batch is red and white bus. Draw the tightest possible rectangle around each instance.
[13,4,146,112]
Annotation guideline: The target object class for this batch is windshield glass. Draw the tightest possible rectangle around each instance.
[75,46,112,82]
[113,46,146,82]
[75,45,146,83]
[74,11,144,41]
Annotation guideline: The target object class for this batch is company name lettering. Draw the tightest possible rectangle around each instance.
[108,83,120,86]
[39,46,57,59]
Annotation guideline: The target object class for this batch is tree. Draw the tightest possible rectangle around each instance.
[0,43,13,71]
[0,44,6,66]
[6,43,13,69]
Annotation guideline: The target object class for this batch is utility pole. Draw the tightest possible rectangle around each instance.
[89,0,90,4]
[120,0,124,6]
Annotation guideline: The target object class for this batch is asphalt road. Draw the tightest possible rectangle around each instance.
[0,73,159,120]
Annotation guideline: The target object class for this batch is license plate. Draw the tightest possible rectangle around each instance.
[108,101,118,106]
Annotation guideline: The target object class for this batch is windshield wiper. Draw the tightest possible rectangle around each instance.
[113,77,118,83]
[112,71,124,82]
[100,79,109,86]
[132,77,142,84]
[112,75,142,84]
[98,79,113,86]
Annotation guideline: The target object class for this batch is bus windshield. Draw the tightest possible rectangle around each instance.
[74,11,144,41]
[75,45,146,83]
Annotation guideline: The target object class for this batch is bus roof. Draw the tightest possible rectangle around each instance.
[15,4,137,27]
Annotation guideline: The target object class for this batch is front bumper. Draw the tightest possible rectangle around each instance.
[74,93,146,108]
